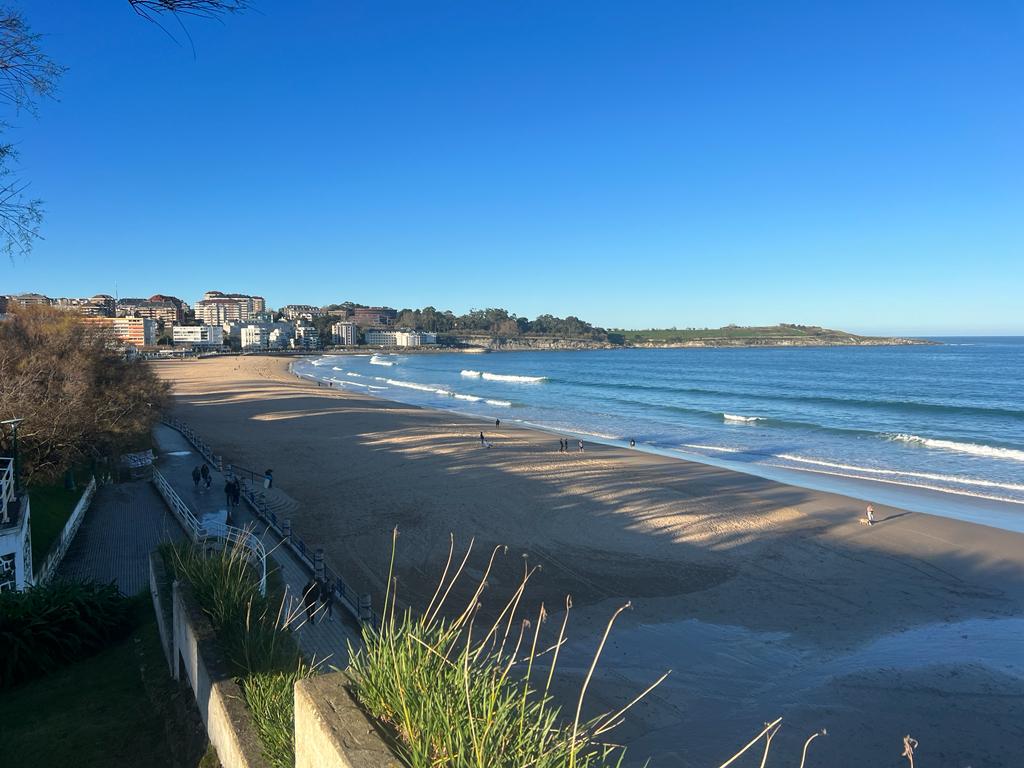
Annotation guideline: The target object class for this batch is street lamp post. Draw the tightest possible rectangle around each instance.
[1,418,24,495]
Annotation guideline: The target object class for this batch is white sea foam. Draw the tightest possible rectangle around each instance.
[346,372,362,378]
[370,356,395,367]
[453,393,483,402]
[682,443,744,454]
[723,413,764,423]
[368,385,387,391]
[768,462,1024,506]
[461,370,482,377]
[888,434,1024,463]
[385,379,439,393]
[485,399,512,407]
[778,454,1024,492]
[481,372,546,383]
[332,366,344,371]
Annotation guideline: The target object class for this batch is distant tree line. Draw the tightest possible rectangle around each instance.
[392,306,610,341]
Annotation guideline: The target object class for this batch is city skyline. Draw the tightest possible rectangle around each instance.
[3,1,1022,335]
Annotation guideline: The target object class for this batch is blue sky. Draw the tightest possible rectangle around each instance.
[2,1,1022,334]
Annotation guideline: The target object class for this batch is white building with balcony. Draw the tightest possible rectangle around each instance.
[172,324,224,348]
[330,321,358,346]
[0,457,32,592]
[241,322,293,351]
[364,329,438,347]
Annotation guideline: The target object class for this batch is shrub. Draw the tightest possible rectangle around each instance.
[347,531,668,768]
[0,580,131,688]
[162,537,313,768]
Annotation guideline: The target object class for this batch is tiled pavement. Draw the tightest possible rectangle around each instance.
[153,424,361,669]
[56,479,186,596]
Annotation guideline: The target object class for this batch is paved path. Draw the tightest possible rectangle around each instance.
[56,480,185,596]
[153,424,360,668]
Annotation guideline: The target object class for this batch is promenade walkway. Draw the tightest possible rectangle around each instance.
[56,480,185,596]
[152,424,360,668]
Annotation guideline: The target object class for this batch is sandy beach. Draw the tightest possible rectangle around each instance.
[152,355,1024,767]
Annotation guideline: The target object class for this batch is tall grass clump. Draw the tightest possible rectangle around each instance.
[0,580,131,688]
[161,535,314,768]
[347,530,670,768]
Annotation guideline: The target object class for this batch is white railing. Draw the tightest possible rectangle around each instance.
[152,468,267,595]
[1,458,14,525]
[36,476,98,584]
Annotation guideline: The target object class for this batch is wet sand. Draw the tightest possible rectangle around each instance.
[152,355,1024,767]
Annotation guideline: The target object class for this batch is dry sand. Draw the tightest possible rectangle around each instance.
[153,355,1024,767]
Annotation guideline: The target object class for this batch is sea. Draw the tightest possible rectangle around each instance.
[293,338,1024,531]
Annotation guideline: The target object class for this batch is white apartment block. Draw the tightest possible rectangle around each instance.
[292,323,320,349]
[172,324,224,348]
[1,458,32,592]
[364,329,438,347]
[330,321,358,346]
[281,304,324,321]
[240,322,293,351]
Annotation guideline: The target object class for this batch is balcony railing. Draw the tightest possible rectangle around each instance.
[1,457,14,525]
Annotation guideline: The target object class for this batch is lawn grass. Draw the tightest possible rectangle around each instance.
[29,479,86,569]
[0,597,215,768]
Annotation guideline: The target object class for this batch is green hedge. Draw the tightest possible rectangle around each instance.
[0,581,132,688]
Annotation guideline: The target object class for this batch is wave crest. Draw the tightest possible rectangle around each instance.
[724,413,764,423]
[888,434,1024,463]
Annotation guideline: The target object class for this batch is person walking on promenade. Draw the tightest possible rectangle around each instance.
[866,504,876,526]
[303,579,318,623]
[192,465,201,490]
[264,469,273,489]
[200,464,210,492]
[224,479,234,510]
[232,478,241,507]
[317,579,334,622]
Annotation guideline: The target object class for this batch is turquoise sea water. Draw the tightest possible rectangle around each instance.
[294,338,1024,529]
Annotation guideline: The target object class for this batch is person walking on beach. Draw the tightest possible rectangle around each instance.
[578,439,585,453]
[495,418,501,428]
[302,579,318,623]
[630,439,636,448]
[480,431,486,446]
[866,504,876,526]
[192,465,201,490]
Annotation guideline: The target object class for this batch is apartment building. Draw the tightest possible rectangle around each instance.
[330,320,358,346]
[171,324,224,348]
[364,329,437,347]
[281,304,324,321]
[292,322,320,349]
[0,457,32,592]
[240,322,293,351]
[194,291,266,325]
[352,306,398,327]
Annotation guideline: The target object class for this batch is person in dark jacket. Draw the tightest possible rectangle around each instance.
[192,465,201,489]
[303,579,318,623]
[316,579,334,622]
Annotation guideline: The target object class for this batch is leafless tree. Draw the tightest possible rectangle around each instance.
[0,10,64,257]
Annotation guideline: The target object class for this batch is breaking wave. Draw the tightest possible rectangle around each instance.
[486,399,512,407]
[461,369,545,383]
[887,434,1024,463]
[723,413,764,423]
[370,356,395,366]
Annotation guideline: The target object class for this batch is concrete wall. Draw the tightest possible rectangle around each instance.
[294,671,402,768]
[149,553,174,675]
[171,579,271,768]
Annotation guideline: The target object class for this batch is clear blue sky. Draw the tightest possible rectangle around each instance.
[3,1,1022,334]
